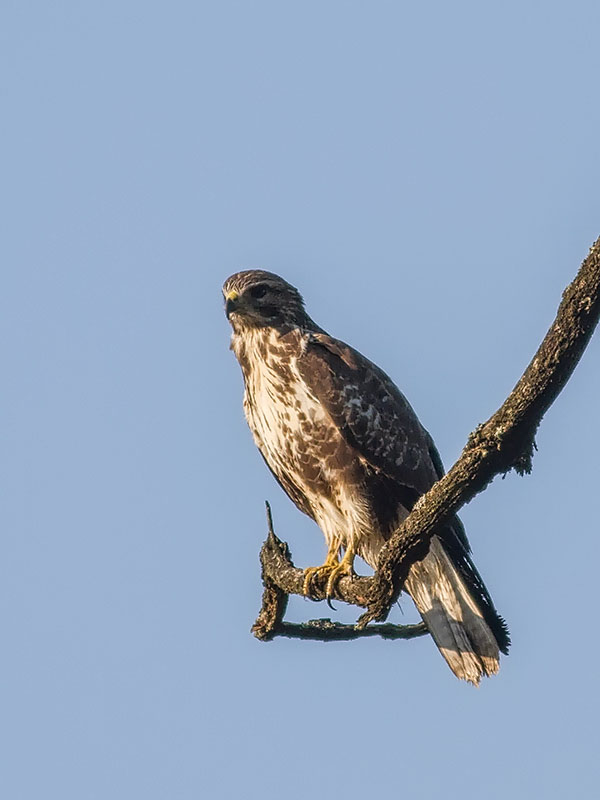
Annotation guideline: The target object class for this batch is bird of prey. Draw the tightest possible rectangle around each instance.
[223,270,509,684]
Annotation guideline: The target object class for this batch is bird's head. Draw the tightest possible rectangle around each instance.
[222,270,308,331]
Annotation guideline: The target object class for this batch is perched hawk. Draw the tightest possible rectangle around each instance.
[223,270,509,684]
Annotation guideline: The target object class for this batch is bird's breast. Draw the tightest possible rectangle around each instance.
[245,356,323,457]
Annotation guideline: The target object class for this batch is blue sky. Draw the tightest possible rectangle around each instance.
[2,2,600,798]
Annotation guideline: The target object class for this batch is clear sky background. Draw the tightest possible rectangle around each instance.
[2,2,600,798]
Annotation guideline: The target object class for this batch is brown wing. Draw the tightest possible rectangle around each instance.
[296,331,442,498]
[296,331,470,551]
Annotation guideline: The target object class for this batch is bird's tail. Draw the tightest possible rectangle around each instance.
[404,536,508,686]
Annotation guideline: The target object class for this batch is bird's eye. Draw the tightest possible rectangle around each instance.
[249,284,268,299]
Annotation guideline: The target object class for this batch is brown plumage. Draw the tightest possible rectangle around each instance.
[223,270,509,684]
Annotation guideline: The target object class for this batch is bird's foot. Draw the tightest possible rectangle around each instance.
[302,559,339,596]
[325,560,356,597]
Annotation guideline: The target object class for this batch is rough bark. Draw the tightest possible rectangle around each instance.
[252,237,600,640]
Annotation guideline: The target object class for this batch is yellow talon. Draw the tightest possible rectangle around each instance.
[302,544,341,595]
[325,546,357,597]
[302,560,337,596]
[303,545,357,597]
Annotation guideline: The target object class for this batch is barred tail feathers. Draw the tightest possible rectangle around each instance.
[404,537,502,686]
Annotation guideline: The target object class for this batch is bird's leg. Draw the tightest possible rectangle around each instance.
[325,544,357,597]
[302,540,341,596]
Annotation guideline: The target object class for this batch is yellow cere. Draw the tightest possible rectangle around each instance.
[226,290,239,301]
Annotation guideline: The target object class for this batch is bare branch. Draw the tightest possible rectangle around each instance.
[252,237,600,639]
[275,618,428,641]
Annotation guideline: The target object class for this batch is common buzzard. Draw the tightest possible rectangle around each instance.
[223,270,509,684]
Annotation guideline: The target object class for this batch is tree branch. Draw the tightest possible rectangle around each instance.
[251,503,428,641]
[252,236,600,640]
[275,618,428,641]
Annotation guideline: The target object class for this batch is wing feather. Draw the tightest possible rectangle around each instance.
[296,332,440,496]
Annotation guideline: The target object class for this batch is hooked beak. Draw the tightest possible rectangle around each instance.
[225,290,239,319]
